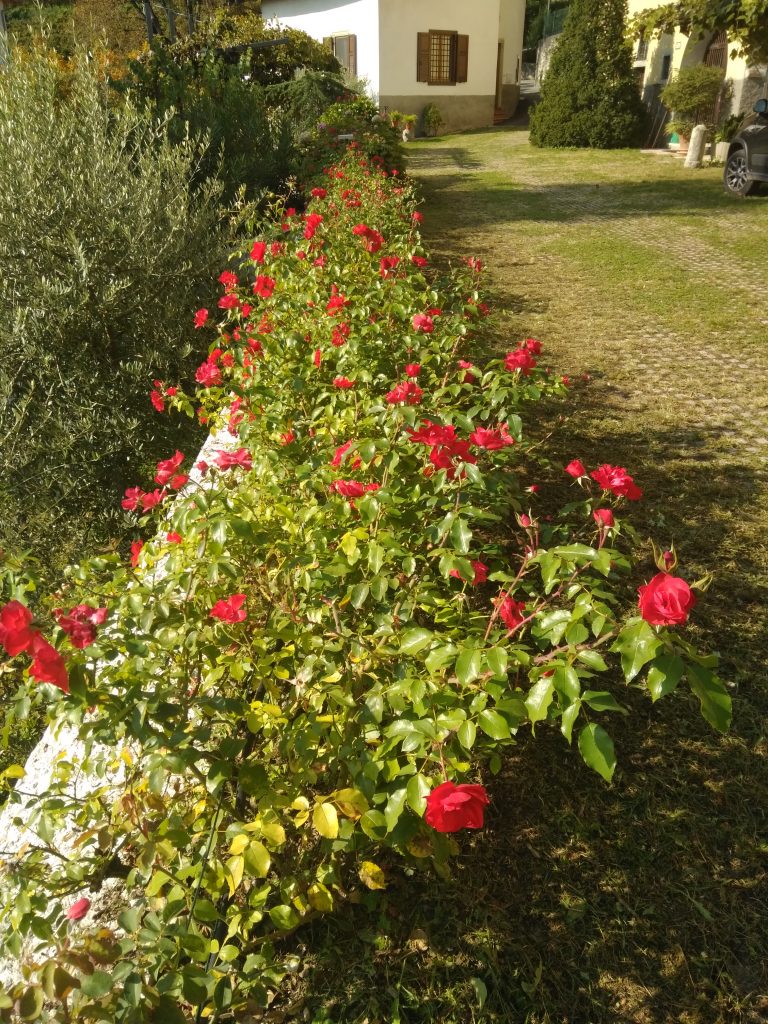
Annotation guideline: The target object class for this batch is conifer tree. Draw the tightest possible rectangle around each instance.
[530,0,647,148]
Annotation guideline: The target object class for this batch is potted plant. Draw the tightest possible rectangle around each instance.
[713,113,743,163]
[661,64,725,155]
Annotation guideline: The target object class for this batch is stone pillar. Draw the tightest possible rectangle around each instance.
[684,124,708,168]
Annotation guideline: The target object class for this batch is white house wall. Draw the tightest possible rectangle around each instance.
[261,0,381,96]
[498,0,525,112]
[378,0,514,131]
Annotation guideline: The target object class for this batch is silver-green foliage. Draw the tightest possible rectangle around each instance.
[0,50,223,575]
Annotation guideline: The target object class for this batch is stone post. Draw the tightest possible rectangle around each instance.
[684,124,708,169]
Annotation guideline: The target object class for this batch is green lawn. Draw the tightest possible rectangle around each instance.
[290,131,768,1024]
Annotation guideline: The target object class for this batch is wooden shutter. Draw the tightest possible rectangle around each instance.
[455,34,469,83]
[348,33,357,76]
[417,32,431,83]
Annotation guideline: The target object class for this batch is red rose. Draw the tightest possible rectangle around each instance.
[410,255,428,268]
[590,464,643,501]
[130,540,144,567]
[210,594,247,623]
[331,441,361,470]
[214,449,252,472]
[29,634,68,693]
[195,360,222,388]
[140,489,166,511]
[504,348,537,375]
[380,256,400,278]
[150,389,165,413]
[166,532,183,544]
[155,450,185,486]
[412,313,434,334]
[496,592,527,631]
[0,601,36,656]
[450,560,488,586]
[54,604,107,649]
[311,187,327,199]
[404,363,421,378]
[411,211,424,223]
[333,376,355,389]
[523,337,542,354]
[593,508,615,528]
[425,781,489,832]
[386,381,423,405]
[407,420,457,446]
[304,213,323,239]
[469,424,515,450]
[66,898,91,921]
[280,431,295,446]
[193,308,209,329]
[218,293,240,311]
[250,241,266,264]
[253,275,276,299]
[218,270,238,290]
[565,459,586,478]
[638,572,696,626]
[313,348,322,368]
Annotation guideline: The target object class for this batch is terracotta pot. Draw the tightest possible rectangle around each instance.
[677,134,690,155]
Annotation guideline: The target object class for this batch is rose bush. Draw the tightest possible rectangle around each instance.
[0,150,730,1021]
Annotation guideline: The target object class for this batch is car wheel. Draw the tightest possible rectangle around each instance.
[723,149,760,196]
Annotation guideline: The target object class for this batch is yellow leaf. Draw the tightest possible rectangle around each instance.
[307,882,334,912]
[259,821,286,848]
[313,802,339,839]
[225,855,244,897]
[229,834,249,857]
[334,787,370,820]
[359,861,387,890]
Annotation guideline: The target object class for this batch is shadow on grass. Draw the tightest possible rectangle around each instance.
[411,169,768,226]
[279,417,768,1024]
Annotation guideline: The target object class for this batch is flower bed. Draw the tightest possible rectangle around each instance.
[0,150,730,1021]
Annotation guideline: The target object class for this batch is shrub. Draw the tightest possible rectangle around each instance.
[661,64,726,138]
[529,0,647,148]
[0,149,729,1020]
[0,49,222,584]
[422,101,444,137]
[297,95,405,185]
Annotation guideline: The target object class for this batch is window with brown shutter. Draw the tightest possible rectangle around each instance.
[327,34,358,76]
[416,30,469,85]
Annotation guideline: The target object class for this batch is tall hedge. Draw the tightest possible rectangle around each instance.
[0,51,222,581]
[529,0,647,148]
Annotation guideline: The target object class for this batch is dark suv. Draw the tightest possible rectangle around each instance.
[724,98,768,196]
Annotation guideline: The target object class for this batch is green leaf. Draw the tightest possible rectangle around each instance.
[485,647,508,679]
[576,649,609,672]
[368,542,385,574]
[552,665,580,701]
[560,700,581,743]
[455,646,482,685]
[478,708,511,740]
[525,678,554,728]
[406,773,430,815]
[17,987,44,1021]
[80,970,114,998]
[582,691,628,714]
[385,787,408,832]
[269,904,300,931]
[457,719,477,750]
[614,618,662,682]
[400,627,433,655]
[450,517,472,555]
[646,653,685,701]
[350,584,369,609]
[577,723,616,782]
[313,802,339,839]
[687,663,732,733]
